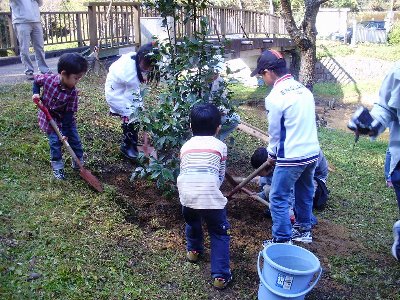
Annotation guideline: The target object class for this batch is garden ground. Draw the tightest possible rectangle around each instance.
[1,70,399,299]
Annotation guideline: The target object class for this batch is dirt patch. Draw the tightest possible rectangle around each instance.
[98,103,386,299]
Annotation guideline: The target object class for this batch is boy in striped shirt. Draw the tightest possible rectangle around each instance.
[177,103,232,289]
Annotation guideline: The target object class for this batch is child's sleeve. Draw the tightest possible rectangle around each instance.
[265,99,282,159]
[32,75,45,95]
[218,144,227,186]
[371,66,400,132]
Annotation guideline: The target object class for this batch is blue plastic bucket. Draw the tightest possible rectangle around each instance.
[257,243,322,300]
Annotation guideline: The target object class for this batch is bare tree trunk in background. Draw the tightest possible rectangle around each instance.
[280,0,329,90]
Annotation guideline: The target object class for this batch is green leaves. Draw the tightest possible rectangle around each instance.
[136,0,237,195]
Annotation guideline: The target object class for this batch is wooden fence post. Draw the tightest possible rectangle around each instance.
[133,4,141,46]
[87,4,98,51]
[220,8,226,37]
[6,13,19,55]
[76,13,83,47]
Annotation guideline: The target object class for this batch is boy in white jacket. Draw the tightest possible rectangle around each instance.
[251,50,320,244]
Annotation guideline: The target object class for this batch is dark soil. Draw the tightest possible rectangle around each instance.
[99,103,388,300]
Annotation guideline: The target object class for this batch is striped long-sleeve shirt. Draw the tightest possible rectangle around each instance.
[177,136,227,209]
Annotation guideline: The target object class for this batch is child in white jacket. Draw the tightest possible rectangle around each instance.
[105,42,158,160]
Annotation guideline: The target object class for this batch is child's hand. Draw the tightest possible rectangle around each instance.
[386,180,393,188]
[32,94,40,103]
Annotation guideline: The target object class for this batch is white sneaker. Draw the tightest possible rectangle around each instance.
[392,220,400,261]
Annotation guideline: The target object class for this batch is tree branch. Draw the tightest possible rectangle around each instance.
[280,0,299,37]
[316,0,330,5]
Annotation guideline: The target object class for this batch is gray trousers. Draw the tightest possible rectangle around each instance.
[14,22,49,73]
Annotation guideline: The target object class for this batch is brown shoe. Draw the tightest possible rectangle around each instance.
[213,275,233,290]
[186,250,200,263]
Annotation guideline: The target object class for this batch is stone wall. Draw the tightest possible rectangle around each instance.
[315,56,393,84]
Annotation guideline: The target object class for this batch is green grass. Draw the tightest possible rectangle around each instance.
[313,80,381,104]
[317,40,400,61]
[1,76,400,299]
[0,78,209,299]
[230,80,379,105]
[44,42,80,52]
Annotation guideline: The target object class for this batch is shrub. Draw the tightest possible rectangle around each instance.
[132,0,236,196]
[388,22,400,46]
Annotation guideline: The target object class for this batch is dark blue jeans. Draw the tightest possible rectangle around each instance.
[47,121,83,170]
[182,206,231,279]
[391,161,400,214]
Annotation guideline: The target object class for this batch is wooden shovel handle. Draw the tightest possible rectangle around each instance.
[227,160,273,198]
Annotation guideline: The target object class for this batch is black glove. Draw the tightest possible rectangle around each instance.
[347,106,381,137]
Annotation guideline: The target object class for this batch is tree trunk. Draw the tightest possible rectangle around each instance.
[299,44,316,90]
[279,0,328,90]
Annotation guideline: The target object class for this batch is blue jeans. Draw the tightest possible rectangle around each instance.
[269,161,317,241]
[182,206,231,279]
[48,121,83,170]
[391,161,400,214]
[384,149,391,181]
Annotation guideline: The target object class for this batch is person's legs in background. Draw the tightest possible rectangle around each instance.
[14,23,35,75]
[218,113,240,142]
[31,22,50,74]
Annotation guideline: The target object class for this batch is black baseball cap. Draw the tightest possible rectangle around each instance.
[250,50,286,77]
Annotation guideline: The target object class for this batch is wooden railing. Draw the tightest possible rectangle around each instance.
[141,6,288,38]
[0,2,287,55]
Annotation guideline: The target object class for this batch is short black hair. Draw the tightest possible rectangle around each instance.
[57,53,88,75]
[251,147,268,169]
[190,103,221,136]
[137,42,159,69]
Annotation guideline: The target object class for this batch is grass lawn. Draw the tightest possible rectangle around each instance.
[1,77,399,299]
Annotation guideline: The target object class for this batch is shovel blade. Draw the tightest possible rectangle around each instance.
[79,168,103,192]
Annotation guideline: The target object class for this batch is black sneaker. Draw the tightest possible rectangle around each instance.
[291,228,312,243]
[213,275,233,290]
[392,220,400,261]
[53,169,66,180]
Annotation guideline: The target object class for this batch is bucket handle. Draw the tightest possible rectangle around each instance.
[257,251,323,298]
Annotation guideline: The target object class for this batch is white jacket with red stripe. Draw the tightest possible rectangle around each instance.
[265,74,320,166]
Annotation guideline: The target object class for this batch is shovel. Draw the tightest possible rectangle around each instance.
[226,159,273,198]
[225,172,269,207]
[33,98,103,192]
